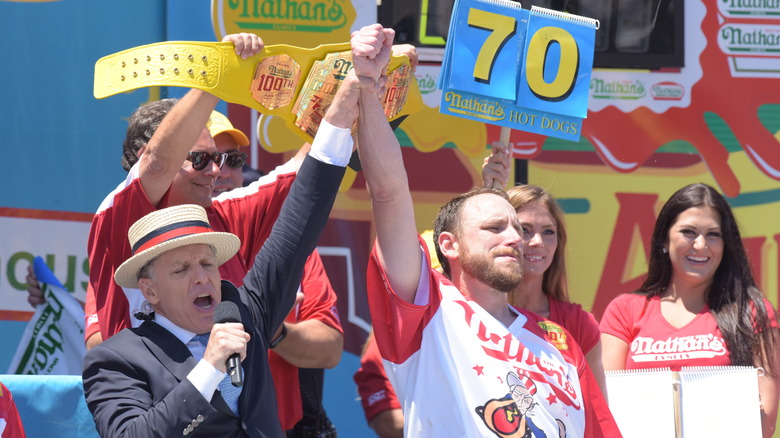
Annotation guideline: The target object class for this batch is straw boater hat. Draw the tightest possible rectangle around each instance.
[114,204,240,289]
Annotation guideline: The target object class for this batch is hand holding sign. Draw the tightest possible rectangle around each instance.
[438,0,598,142]
[482,140,512,189]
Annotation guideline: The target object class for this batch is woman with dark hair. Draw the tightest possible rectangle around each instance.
[483,143,607,397]
[600,183,780,437]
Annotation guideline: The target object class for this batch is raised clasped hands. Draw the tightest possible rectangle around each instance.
[351,24,395,94]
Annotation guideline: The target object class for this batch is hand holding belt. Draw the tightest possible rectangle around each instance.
[94,41,423,142]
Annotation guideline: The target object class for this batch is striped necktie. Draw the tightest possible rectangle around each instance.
[192,333,241,415]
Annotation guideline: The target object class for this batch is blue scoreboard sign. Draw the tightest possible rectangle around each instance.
[438,0,598,141]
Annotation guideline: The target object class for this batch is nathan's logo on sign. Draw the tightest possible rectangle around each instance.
[651,82,685,101]
[718,23,780,55]
[14,287,68,375]
[717,0,780,18]
[444,91,506,122]
[590,78,646,100]
[416,73,438,95]
[211,0,356,45]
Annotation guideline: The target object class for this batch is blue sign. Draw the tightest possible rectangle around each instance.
[439,0,598,141]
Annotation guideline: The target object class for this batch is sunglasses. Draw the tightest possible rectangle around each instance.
[224,150,247,169]
[186,150,247,171]
[187,151,227,170]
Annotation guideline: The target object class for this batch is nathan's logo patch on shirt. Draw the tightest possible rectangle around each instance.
[538,321,568,351]
[367,390,387,407]
[630,334,727,363]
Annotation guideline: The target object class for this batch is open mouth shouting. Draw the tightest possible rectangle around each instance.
[194,293,215,310]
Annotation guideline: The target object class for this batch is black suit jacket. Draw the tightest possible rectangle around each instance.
[83,156,345,437]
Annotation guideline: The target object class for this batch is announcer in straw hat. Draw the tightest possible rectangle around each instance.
[81,50,375,435]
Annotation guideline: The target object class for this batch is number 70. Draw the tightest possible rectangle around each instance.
[467,8,580,101]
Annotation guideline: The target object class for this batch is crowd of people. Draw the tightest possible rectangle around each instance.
[9,22,780,438]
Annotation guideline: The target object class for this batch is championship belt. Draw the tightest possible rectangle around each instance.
[94,41,423,142]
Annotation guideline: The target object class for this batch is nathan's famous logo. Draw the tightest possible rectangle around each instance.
[416,73,438,94]
[212,0,355,43]
[590,78,646,100]
[538,321,568,351]
[630,334,727,363]
[475,372,567,438]
[444,91,506,122]
[651,82,685,101]
[718,0,780,18]
[13,285,70,375]
[718,24,780,54]
[331,57,352,80]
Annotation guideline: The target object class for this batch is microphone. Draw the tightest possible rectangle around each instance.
[213,301,244,388]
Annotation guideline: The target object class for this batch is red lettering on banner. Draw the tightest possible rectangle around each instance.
[776,234,780,305]
[742,236,765,288]
[592,193,657,319]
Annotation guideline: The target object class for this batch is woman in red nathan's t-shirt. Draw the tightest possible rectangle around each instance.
[599,183,780,438]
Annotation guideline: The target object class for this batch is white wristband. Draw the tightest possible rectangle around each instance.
[309,120,353,167]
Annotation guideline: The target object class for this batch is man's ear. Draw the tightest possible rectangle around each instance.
[138,278,160,305]
[438,231,459,261]
[136,145,146,158]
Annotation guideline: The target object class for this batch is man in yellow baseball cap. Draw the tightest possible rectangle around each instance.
[207,110,252,196]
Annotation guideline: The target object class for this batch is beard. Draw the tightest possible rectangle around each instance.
[460,245,523,293]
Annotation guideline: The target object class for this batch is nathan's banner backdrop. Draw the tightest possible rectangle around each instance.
[210,0,363,46]
[8,257,86,375]
[438,0,598,141]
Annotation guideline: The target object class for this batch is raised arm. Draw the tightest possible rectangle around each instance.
[139,33,264,206]
[139,90,218,205]
[354,24,421,303]
[240,60,359,337]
